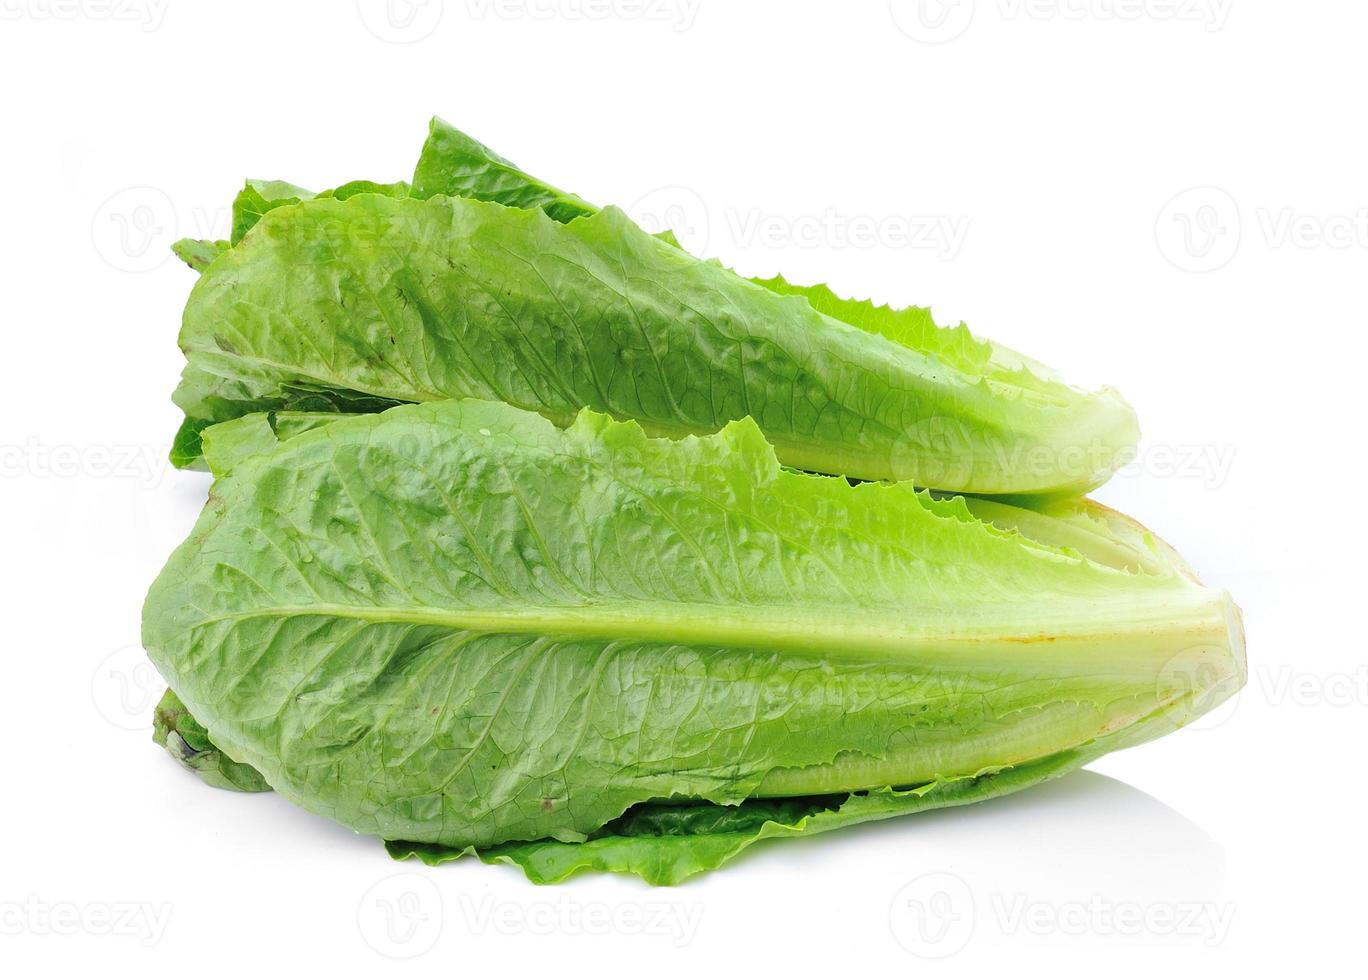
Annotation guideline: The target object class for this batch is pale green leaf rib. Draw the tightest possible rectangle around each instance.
[958,495,1197,578]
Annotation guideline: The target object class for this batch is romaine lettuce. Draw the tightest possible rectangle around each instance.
[143,400,1243,884]
[167,120,1138,494]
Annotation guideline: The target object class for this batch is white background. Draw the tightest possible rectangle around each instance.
[1,0,1361,974]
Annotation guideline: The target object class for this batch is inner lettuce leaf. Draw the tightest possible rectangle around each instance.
[167,119,1137,494]
[197,408,1187,580]
[152,689,271,793]
[142,400,1244,884]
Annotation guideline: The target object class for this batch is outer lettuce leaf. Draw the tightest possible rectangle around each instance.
[390,689,1195,885]
[410,121,1087,404]
[182,118,605,268]
[411,118,596,223]
[157,690,1179,885]
[166,367,401,469]
[173,192,1136,492]
[231,178,412,244]
[143,400,1243,882]
[167,119,1138,495]
[196,411,1187,579]
[231,179,316,245]
[199,410,359,477]
[749,274,1062,396]
[170,179,412,278]
[172,238,229,272]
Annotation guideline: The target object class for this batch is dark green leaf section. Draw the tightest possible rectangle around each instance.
[412,117,596,223]
[169,416,213,470]
[152,690,271,793]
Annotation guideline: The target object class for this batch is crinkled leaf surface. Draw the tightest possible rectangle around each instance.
[411,118,596,222]
[173,191,1136,492]
[167,119,1137,493]
[143,400,1242,883]
[409,121,1091,411]
[388,701,1190,885]
[230,178,412,244]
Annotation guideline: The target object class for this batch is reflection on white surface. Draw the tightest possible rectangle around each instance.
[871,770,1230,954]
[234,765,1230,959]
[875,768,1227,896]
[704,767,1230,960]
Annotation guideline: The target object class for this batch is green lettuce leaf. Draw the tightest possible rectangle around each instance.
[231,179,316,245]
[172,191,1136,493]
[143,399,1243,883]
[390,695,1194,885]
[166,119,1138,494]
[171,238,229,273]
[152,689,271,793]
[410,120,1076,404]
[165,367,401,469]
[242,118,1063,399]
[230,178,413,244]
[411,118,596,222]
